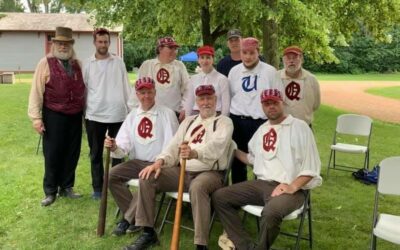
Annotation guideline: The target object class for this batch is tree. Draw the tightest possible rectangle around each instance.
[77,0,400,68]
[0,0,24,12]
[25,0,86,13]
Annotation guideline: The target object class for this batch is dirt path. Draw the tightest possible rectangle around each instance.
[320,81,400,123]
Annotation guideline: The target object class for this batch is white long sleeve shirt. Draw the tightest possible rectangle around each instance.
[112,104,179,161]
[248,115,322,189]
[157,114,233,172]
[183,69,230,116]
[83,54,134,123]
[135,58,189,112]
[229,61,277,119]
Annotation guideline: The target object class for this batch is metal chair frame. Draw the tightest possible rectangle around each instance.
[327,114,373,177]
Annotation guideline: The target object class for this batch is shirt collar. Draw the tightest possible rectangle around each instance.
[266,114,294,126]
[199,68,216,77]
[89,53,115,62]
[242,61,262,73]
[280,68,306,80]
[137,104,158,116]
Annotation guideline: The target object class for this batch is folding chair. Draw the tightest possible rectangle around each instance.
[370,156,400,249]
[241,190,312,250]
[157,140,237,235]
[115,178,165,225]
[327,114,373,177]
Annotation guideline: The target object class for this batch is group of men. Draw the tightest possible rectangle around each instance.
[28,26,322,250]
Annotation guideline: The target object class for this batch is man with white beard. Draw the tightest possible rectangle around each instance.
[28,27,86,206]
[275,46,320,126]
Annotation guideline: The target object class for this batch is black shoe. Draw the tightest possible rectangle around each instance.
[41,195,56,206]
[91,191,102,200]
[196,245,208,250]
[126,224,142,234]
[123,232,159,250]
[58,188,82,199]
[113,219,130,236]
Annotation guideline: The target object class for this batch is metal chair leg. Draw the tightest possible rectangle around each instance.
[158,197,173,235]
[326,149,334,178]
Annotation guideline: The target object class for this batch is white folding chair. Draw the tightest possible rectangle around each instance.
[241,190,312,250]
[370,156,400,249]
[157,140,237,235]
[327,114,373,177]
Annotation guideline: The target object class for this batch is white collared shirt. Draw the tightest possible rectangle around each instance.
[228,61,277,119]
[135,58,189,112]
[83,53,134,123]
[112,104,179,161]
[183,68,230,116]
[248,115,322,189]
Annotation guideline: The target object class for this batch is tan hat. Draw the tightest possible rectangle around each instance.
[52,27,74,43]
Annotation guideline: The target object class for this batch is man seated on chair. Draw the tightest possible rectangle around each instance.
[104,77,179,236]
[124,85,233,250]
[212,88,322,250]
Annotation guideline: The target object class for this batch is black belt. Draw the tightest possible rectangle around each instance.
[230,113,266,121]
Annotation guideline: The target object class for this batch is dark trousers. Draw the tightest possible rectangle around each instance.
[212,180,305,250]
[85,119,123,192]
[229,114,265,184]
[42,107,83,195]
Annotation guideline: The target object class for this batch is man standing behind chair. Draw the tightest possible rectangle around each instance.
[105,77,178,236]
[275,46,320,126]
[83,28,134,199]
[228,37,277,184]
[28,26,85,206]
[216,29,242,77]
[124,85,233,250]
[212,89,322,250]
[137,36,189,122]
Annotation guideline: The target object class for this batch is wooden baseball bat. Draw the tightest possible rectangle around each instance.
[170,157,186,250]
[97,147,111,237]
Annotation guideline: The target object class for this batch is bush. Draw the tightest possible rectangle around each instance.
[304,28,400,73]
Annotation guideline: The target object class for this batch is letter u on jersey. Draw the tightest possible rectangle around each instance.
[241,75,258,92]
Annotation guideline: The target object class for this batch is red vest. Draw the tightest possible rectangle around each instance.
[44,57,85,115]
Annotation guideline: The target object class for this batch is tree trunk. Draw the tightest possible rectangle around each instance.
[26,0,38,12]
[200,0,213,46]
[262,0,279,69]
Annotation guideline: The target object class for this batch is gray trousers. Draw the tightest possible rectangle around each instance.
[108,159,152,223]
[135,167,224,245]
[212,179,305,250]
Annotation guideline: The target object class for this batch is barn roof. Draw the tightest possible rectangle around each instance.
[0,12,122,33]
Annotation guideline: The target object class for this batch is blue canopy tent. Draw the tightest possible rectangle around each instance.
[179,51,198,62]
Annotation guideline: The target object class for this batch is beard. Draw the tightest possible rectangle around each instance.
[284,63,302,76]
[199,107,216,118]
[54,49,73,60]
[96,47,109,56]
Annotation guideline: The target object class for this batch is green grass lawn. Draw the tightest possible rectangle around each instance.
[366,86,400,100]
[316,72,400,81]
[1,79,400,249]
